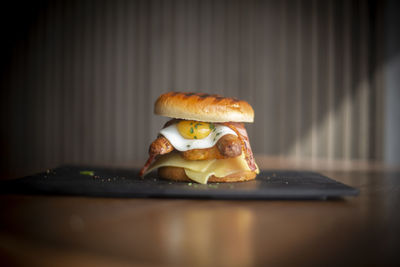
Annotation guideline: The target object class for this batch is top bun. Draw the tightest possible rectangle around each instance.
[154,92,254,123]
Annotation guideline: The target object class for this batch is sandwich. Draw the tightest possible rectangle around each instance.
[140,92,259,184]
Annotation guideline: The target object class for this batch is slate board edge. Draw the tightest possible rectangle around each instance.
[0,166,360,200]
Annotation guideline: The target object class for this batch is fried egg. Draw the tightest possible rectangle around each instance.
[159,120,237,151]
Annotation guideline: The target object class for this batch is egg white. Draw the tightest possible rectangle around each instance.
[159,123,237,151]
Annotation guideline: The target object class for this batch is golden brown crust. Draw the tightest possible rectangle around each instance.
[149,136,174,156]
[154,92,254,123]
[181,134,242,160]
[181,145,225,160]
[158,166,257,183]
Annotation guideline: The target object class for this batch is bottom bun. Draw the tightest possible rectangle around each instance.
[158,166,257,183]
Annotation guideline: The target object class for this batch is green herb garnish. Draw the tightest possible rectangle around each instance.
[187,144,191,148]
[80,171,94,176]
[190,127,194,134]
[209,123,215,130]
[194,136,197,139]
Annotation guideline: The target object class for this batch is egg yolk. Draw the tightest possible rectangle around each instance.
[177,120,213,139]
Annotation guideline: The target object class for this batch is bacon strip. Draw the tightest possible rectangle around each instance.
[139,119,180,176]
[221,122,257,171]
[139,154,155,176]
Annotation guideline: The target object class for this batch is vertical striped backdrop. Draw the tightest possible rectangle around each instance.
[0,0,384,177]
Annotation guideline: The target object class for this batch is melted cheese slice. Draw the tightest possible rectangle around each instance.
[145,152,259,184]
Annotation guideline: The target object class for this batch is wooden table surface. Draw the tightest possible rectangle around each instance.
[1,158,400,267]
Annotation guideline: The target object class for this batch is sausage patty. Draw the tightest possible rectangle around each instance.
[149,134,242,161]
[182,134,242,160]
[182,145,224,160]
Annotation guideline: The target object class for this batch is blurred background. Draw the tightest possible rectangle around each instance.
[0,0,399,179]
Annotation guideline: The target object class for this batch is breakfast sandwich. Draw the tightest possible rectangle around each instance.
[140,92,259,184]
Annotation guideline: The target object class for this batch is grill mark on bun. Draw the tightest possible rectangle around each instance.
[182,92,196,98]
[212,96,225,104]
[166,92,243,104]
[179,92,239,103]
[182,92,210,99]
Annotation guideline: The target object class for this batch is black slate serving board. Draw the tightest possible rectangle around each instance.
[0,166,359,200]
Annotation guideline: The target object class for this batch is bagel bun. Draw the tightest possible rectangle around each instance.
[154,92,254,123]
[158,166,257,183]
